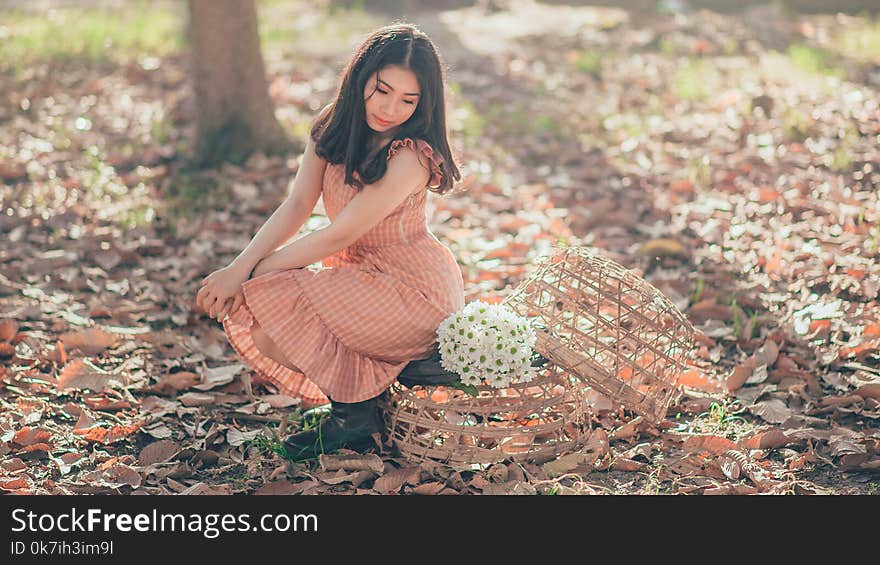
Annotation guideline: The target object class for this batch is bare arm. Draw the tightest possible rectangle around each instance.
[252,146,429,276]
[229,135,327,274]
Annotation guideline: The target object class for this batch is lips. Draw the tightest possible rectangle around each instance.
[373,115,392,127]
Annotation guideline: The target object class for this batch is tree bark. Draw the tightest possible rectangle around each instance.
[188,0,292,167]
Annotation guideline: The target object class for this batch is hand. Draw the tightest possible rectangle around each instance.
[195,263,251,319]
[214,288,245,323]
[249,257,272,279]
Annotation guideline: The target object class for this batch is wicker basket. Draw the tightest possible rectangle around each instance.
[383,246,694,467]
[504,246,695,423]
[382,359,590,468]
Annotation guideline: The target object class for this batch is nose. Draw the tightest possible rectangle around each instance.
[380,99,398,118]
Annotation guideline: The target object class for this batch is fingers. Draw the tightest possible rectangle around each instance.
[217,294,241,322]
[207,296,221,318]
[215,300,228,322]
[231,292,244,316]
[227,292,241,316]
[195,286,209,312]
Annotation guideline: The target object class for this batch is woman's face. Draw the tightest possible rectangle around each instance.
[363,65,420,134]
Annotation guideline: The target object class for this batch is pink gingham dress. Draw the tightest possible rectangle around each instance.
[222,138,465,406]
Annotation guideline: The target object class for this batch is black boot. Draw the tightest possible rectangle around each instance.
[283,396,383,461]
[397,350,461,388]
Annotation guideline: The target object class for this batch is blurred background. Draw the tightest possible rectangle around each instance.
[1,1,878,495]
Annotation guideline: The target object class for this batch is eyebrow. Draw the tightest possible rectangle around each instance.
[378,78,420,97]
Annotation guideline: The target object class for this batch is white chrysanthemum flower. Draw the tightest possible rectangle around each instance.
[436,301,538,389]
[517,366,538,383]
[486,370,512,389]
[467,349,488,369]
[458,365,482,386]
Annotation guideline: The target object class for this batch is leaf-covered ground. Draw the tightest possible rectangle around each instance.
[1,0,878,495]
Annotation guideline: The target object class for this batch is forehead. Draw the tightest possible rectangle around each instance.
[371,65,420,93]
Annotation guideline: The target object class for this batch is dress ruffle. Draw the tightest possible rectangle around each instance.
[387,137,444,189]
[223,268,412,405]
[223,302,329,407]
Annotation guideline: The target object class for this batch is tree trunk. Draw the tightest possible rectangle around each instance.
[188,0,292,167]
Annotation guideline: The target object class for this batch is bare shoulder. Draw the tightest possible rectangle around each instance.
[303,104,334,166]
[299,136,326,173]
[385,143,431,184]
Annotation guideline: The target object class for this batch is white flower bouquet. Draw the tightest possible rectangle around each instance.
[436,301,539,389]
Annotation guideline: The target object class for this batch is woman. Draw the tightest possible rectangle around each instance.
[194,23,464,460]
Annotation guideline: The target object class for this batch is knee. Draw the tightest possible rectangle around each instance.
[249,323,301,373]
[250,322,270,354]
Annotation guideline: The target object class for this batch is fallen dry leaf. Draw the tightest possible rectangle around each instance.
[254,481,316,495]
[12,426,52,447]
[261,394,300,408]
[611,457,647,472]
[410,481,447,495]
[56,358,127,392]
[138,440,180,466]
[319,453,384,474]
[683,434,738,455]
[676,369,722,392]
[703,484,758,495]
[193,364,241,391]
[73,422,141,444]
[739,428,794,450]
[373,466,421,494]
[726,364,753,392]
[542,452,587,478]
[102,463,142,489]
[57,327,119,356]
[226,427,261,446]
[0,476,31,492]
[688,301,733,323]
[855,383,880,401]
[178,392,215,407]
[748,399,793,424]
[0,319,19,342]
[149,371,201,395]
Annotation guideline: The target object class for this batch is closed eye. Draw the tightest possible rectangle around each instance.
[377,88,416,105]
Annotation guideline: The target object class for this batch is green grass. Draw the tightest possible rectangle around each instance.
[450,98,486,142]
[786,44,846,79]
[680,398,749,438]
[258,0,380,58]
[829,17,880,66]
[658,38,678,57]
[81,146,127,202]
[828,145,854,172]
[730,298,760,340]
[0,4,184,73]
[780,106,814,141]
[118,203,156,229]
[536,115,562,133]
[670,59,715,102]
[161,171,218,207]
[686,155,712,190]
[827,125,859,172]
[250,433,288,459]
[572,50,602,77]
[691,276,705,305]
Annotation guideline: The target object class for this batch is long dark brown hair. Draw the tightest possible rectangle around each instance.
[310,23,460,194]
